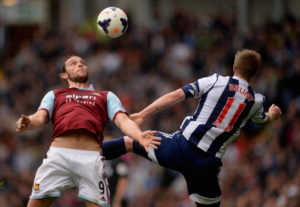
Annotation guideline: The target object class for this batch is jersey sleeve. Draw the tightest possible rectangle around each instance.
[107,91,127,122]
[182,73,218,99]
[38,91,55,119]
[251,94,268,124]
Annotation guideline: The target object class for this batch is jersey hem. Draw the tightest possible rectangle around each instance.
[78,194,111,207]
[30,193,61,199]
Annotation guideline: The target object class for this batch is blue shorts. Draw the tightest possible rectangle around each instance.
[145,132,222,204]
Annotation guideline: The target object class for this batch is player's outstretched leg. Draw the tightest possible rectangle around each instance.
[102,136,150,160]
[102,137,128,159]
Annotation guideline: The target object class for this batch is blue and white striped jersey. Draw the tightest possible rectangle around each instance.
[179,73,267,158]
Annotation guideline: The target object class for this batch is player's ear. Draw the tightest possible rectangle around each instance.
[59,72,68,80]
[233,65,237,74]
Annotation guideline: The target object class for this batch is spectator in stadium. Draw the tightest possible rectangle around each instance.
[15,55,160,207]
[102,49,282,207]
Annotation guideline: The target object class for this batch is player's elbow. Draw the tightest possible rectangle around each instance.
[169,89,185,102]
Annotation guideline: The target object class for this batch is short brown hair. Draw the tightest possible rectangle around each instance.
[234,49,261,78]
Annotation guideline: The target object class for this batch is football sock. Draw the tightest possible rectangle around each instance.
[102,137,127,160]
[132,140,151,161]
[196,202,220,207]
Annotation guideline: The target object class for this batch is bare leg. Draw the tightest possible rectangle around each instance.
[27,198,56,207]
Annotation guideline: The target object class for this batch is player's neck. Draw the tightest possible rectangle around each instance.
[234,74,251,83]
[68,82,89,89]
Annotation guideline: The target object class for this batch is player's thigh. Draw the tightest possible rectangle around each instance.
[148,132,183,170]
[27,197,56,207]
[74,153,110,206]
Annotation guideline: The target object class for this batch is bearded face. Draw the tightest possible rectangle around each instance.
[63,56,89,83]
[66,70,88,83]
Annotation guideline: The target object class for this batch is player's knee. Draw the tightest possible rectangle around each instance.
[190,194,221,207]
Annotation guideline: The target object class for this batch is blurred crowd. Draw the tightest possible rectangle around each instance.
[0,9,300,207]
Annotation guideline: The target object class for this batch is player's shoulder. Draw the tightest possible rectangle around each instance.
[196,73,227,87]
[53,88,72,94]
[253,91,265,103]
[198,73,228,82]
[93,90,109,95]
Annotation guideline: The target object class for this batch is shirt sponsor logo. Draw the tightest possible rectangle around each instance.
[91,92,101,96]
[65,94,97,105]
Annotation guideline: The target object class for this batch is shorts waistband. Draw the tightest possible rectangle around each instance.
[49,146,101,156]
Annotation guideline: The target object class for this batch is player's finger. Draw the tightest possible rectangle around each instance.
[143,130,157,135]
[152,136,162,141]
[21,115,30,123]
[144,146,149,153]
[151,141,161,146]
[149,144,158,149]
[148,130,158,135]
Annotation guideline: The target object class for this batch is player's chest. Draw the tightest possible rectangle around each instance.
[55,91,106,108]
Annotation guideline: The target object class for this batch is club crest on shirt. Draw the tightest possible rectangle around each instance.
[33,184,40,191]
[91,92,101,96]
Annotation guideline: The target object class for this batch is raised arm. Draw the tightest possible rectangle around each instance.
[130,89,185,125]
[114,113,160,151]
[16,110,49,132]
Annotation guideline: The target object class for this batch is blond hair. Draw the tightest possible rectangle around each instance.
[234,49,261,79]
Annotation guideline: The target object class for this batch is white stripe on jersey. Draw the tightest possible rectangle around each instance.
[196,78,228,124]
[197,127,224,152]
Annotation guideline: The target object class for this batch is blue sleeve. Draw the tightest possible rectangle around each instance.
[182,80,201,99]
[107,91,127,121]
[38,91,55,119]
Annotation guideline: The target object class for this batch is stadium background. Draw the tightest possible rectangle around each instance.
[0,0,300,206]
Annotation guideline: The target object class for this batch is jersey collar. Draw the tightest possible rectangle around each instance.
[70,84,95,91]
[232,76,249,85]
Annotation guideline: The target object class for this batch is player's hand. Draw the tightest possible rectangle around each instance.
[267,104,282,121]
[16,115,31,132]
[138,130,161,152]
[130,113,144,126]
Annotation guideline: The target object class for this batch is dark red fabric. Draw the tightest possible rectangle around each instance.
[51,88,109,142]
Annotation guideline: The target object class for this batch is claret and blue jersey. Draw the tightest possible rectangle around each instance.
[179,73,267,158]
[38,86,127,142]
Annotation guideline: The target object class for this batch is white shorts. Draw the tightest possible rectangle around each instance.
[30,146,110,206]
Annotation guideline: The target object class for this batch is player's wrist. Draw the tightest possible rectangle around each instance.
[266,112,275,121]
